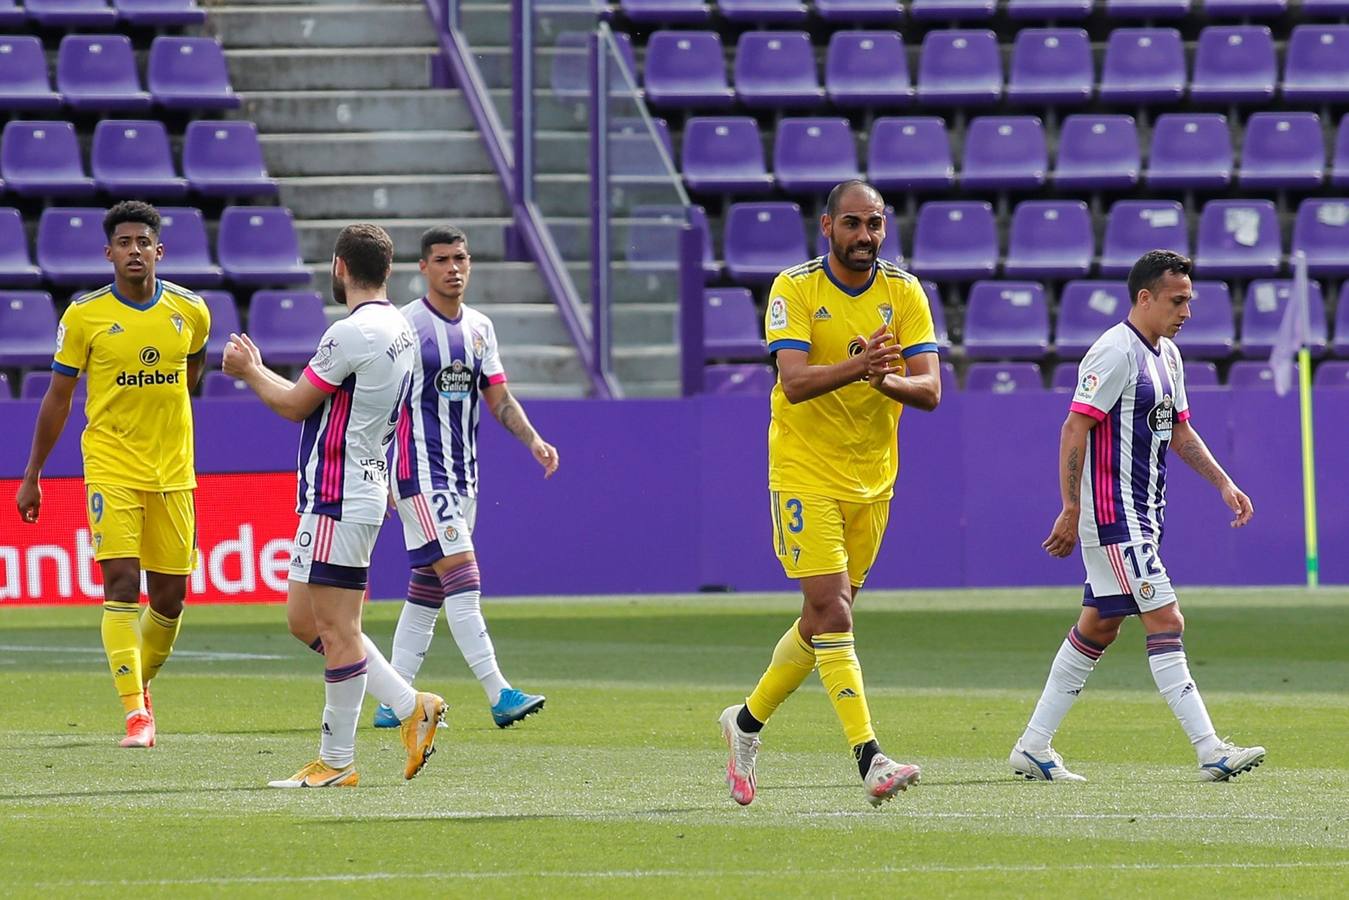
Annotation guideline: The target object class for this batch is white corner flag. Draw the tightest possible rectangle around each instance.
[1269,251,1309,397]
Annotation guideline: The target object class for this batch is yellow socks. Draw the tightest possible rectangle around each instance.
[140,606,182,683]
[813,632,876,748]
[745,618,817,724]
[101,600,144,715]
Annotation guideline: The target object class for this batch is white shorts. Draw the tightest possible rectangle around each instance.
[288,513,381,590]
[396,490,478,567]
[1081,538,1178,618]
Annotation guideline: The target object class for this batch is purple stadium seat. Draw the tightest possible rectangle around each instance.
[703,363,777,394]
[825,31,912,108]
[1007,29,1092,107]
[813,205,904,268]
[609,117,675,180]
[718,0,808,24]
[0,0,21,26]
[1184,362,1220,387]
[1337,283,1349,357]
[920,280,951,351]
[723,202,807,287]
[966,362,1044,392]
[916,29,1002,107]
[867,117,954,193]
[182,121,278,198]
[642,31,735,110]
[25,0,117,26]
[1003,201,1092,279]
[910,0,994,19]
[961,116,1047,191]
[246,290,328,366]
[1,122,96,199]
[735,32,825,109]
[963,281,1049,360]
[1335,116,1349,189]
[91,120,188,199]
[147,37,240,110]
[1315,362,1349,388]
[0,371,11,400]
[939,360,957,392]
[910,201,997,280]
[115,0,205,25]
[1239,113,1325,190]
[626,205,719,281]
[1146,114,1233,190]
[1105,0,1189,17]
[1007,0,1090,17]
[814,0,902,24]
[198,290,240,364]
[1283,26,1349,103]
[1099,29,1184,105]
[57,36,152,114]
[1292,199,1349,277]
[1190,26,1276,105]
[1100,201,1188,278]
[1202,0,1286,14]
[1056,281,1130,357]
[1053,115,1140,191]
[156,207,223,287]
[1193,201,1280,278]
[216,207,309,286]
[0,209,42,287]
[1240,279,1328,358]
[704,287,766,359]
[24,370,88,400]
[201,371,254,397]
[680,117,774,194]
[0,37,62,113]
[37,208,114,286]
[1227,361,1277,389]
[1303,0,1349,14]
[0,291,57,367]
[1052,362,1081,390]
[619,0,711,24]
[1172,280,1236,359]
[774,118,860,194]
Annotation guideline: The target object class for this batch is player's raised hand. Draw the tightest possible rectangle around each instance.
[1222,482,1254,528]
[222,332,262,377]
[1042,507,1078,558]
[531,439,560,478]
[15,477,41,523]
[859,325,903,381]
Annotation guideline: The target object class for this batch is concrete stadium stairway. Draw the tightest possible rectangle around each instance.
[201,0,589,396]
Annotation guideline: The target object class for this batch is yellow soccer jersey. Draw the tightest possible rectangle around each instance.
[765,258,937,502]
[52,279,210,492]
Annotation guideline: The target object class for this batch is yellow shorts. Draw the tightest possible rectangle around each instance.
[770,490,890,587]
[86,483,197,575]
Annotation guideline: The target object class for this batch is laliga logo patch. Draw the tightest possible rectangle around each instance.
[140,346,160,366]
[1139,581,1156,601]
[55,323,66,352]
[768,296,788,331]
[1078,372,1101,399]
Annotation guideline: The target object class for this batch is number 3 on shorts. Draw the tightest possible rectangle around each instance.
[785,498,803,534]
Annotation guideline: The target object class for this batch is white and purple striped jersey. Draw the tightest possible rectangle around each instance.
[296,301,416,524]
[1069,322,1191,548]
[392,298,506,500]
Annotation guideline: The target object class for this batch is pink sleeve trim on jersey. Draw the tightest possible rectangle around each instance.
[485,373,507,386]
[303,366,339,394]
[1177,408,1191,422]
[1069,401,1107,422]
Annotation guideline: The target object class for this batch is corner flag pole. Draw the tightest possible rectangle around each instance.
[1293,252,1319,588]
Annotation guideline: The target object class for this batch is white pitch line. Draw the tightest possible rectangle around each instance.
[29,859,1349,888]
[0,644,285,661]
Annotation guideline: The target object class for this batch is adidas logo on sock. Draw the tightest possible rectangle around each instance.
[1179,682,1195,698]
[114,665,131,677]
[835,688,857,699]
[321,722,332,735]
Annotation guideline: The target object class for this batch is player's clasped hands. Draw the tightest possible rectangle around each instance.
[221,332,263,378]
[1042,508,1078,558]
[859,325,903,383]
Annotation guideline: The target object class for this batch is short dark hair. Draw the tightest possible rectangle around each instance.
[1127,249,1192,305]
[825,180,884,218]
[333,223,394,289]
[420,225,468,259]
[103,201,161,240]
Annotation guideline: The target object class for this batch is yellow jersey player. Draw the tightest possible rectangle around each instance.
[719,181,942,808]
[16,201,210,749]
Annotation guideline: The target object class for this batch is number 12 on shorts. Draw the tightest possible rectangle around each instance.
[1123,542,1161,578]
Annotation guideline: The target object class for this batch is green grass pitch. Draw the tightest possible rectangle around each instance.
[1,588,1347,898]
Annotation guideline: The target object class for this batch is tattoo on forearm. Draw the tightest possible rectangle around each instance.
[1066,446,1081,501]
[495,394,537,445]
[1175,436,1228,487]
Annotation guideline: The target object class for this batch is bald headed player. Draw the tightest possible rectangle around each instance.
[719,181,942,808]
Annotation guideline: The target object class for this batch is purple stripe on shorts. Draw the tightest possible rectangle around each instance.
[324,657,368,682]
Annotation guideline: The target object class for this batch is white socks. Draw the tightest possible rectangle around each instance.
[320,659,366,768]
[1146,631,1220,758]
[1019,626,1105,751]
[361,634,417,721]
